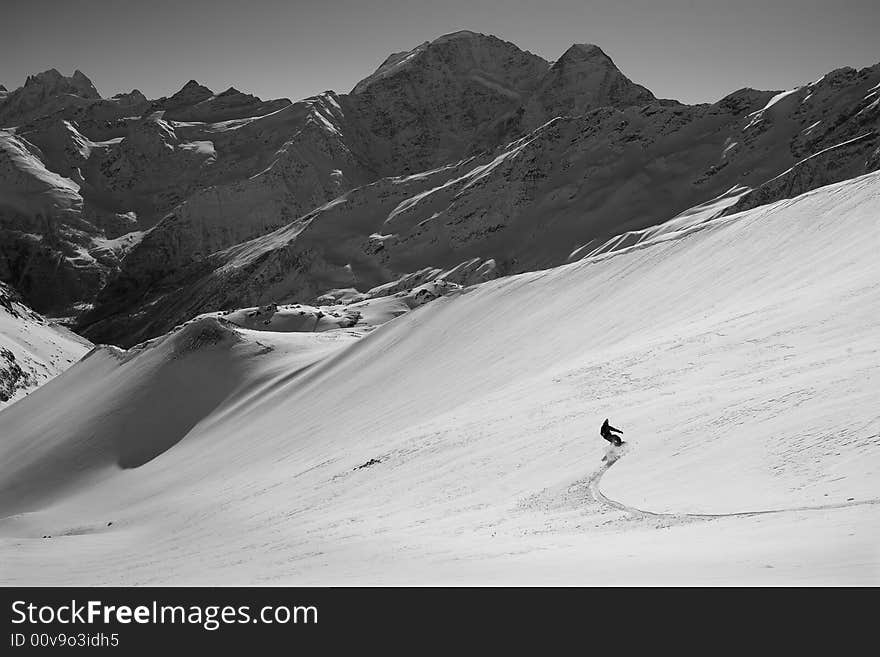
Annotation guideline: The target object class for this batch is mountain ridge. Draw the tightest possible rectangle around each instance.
[1,33,878,347]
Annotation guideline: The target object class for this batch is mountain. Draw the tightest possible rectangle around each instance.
[522,43,656,128]
[150,80,291,122]
[0,281,91,407]
[343,30,550,175]
[1,34,879,346]
[0,74,316,316]
[0,69,100,126]
[79,57,880,346]
[1,33,879,586]
[2,171,877,583]
[471,42,659,150]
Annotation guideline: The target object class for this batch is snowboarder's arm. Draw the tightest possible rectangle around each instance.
[608,424,623,434]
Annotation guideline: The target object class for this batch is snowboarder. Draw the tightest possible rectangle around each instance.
[600,418,624,446]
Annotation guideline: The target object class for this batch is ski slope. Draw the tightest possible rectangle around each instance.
[0,173,878,585]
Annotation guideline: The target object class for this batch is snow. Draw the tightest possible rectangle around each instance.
[0,173,878,584]
[311,109,340,136]
[0,288,91,408]
[758,133,876,186]
[321,93,342,112]
[178,140,216,157]
[570,184,752,260]
[352,45,428,94]
[746,88,801,118]
[744,88,802,129]
[0,131,82,216]
[857,97,880,117]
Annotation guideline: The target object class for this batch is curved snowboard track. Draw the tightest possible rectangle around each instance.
[588,446,880,521]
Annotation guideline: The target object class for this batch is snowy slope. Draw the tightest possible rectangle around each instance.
[0,282,91,408]
[0,173,877,584]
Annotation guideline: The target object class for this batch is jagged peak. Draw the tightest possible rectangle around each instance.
[553,43,618,70]
[113,88,147,99]
[166,79,214,102]
[171,79,213,97]
[71,70,100,96]
[25,69,63,87]
[20,68,99,98]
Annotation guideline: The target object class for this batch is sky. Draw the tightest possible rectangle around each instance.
[2,0,878,104]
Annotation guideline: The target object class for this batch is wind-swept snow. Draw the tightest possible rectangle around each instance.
[0,173,878,585]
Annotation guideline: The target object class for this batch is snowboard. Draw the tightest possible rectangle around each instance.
[601,438,625,461]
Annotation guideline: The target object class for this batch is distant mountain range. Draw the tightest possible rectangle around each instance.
[1,30,878,346]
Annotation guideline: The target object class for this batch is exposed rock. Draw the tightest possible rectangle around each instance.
[521,43,656,130]
[0,69,101,126]
[345,30,550,174]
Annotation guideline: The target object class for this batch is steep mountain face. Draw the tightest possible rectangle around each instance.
[0,69,100,126]
[344,30,551,175]
[78,159,486,344]
[469,42,661,155]
[0,72,350,315]
[0,281,91,407]
[0,129,116,313]
[0,33,640,321]
[0,69,149,136]
[521,44,656,130]
[2,35,879,347]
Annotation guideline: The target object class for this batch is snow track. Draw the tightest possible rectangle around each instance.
[589,445,880,521]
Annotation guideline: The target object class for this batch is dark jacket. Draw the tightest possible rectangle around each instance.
[601,419,623,437]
